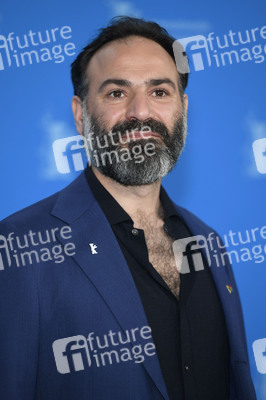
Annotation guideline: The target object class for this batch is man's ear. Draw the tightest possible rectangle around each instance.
[72,96,84,135]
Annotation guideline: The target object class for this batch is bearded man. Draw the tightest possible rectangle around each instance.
[0,16,256,400]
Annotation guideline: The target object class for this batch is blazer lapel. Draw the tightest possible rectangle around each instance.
[51,172,169,400]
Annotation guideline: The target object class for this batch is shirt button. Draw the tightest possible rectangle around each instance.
[184,365,189,371]
[131,228,139,236]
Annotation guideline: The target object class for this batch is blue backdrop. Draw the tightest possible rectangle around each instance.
[1,0,266,397]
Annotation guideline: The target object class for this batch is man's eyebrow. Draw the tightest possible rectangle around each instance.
[145,78,177,91]
[98,78,177,93]
[98,79,132,92]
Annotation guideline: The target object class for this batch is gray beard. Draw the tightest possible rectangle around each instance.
[82,106,187,186]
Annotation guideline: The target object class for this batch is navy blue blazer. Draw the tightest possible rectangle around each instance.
[0,171,256,399]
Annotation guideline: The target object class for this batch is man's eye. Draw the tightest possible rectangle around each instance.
[152,89,168,97]
[108,90,124,98]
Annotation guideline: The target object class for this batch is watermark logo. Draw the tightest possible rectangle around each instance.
[253,338,266,374]
[52,127,156,174]
[0,35,12,70]
[173,35,211,73]
[0,26,76,71]
[173,25,266,72]
[173,235,211,273]
[0,226,76,270]
[53,335,91,374]
[52,135,87,174]
[53,326,156,374]
[252,138,266,174]
[172,225,266,273]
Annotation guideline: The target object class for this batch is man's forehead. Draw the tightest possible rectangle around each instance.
[86,36,178,82]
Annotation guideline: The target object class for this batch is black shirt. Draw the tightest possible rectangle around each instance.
[85,166,230,400]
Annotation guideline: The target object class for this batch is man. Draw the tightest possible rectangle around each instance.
[0,16,256,400]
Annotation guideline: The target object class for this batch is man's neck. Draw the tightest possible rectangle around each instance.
[92,166,163,226]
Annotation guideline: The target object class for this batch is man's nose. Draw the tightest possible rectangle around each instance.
[125,93,155,121]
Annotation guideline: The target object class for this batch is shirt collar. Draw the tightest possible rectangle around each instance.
[85,166,179,225]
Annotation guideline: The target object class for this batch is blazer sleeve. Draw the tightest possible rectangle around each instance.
[0,221,39,400]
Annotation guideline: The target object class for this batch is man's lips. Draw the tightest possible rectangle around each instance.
[125,131,161,140]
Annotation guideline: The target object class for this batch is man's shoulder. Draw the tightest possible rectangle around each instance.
[0,172,88,232]
[0,190,60,232]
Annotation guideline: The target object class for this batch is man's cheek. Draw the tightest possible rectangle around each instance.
[99,108,124,129]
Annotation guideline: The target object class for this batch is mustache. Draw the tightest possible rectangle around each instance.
[110,119,170,141]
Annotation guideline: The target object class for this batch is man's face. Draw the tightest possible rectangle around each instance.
[72,35,188,185]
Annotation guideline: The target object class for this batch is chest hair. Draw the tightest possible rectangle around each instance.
[133,211,181,298]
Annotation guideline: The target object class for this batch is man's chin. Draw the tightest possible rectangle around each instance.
[97,168,162,187]
[93,152,172,186]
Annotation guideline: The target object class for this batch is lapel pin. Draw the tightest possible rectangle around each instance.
[226,285,233,294]
[89,243,98,255]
